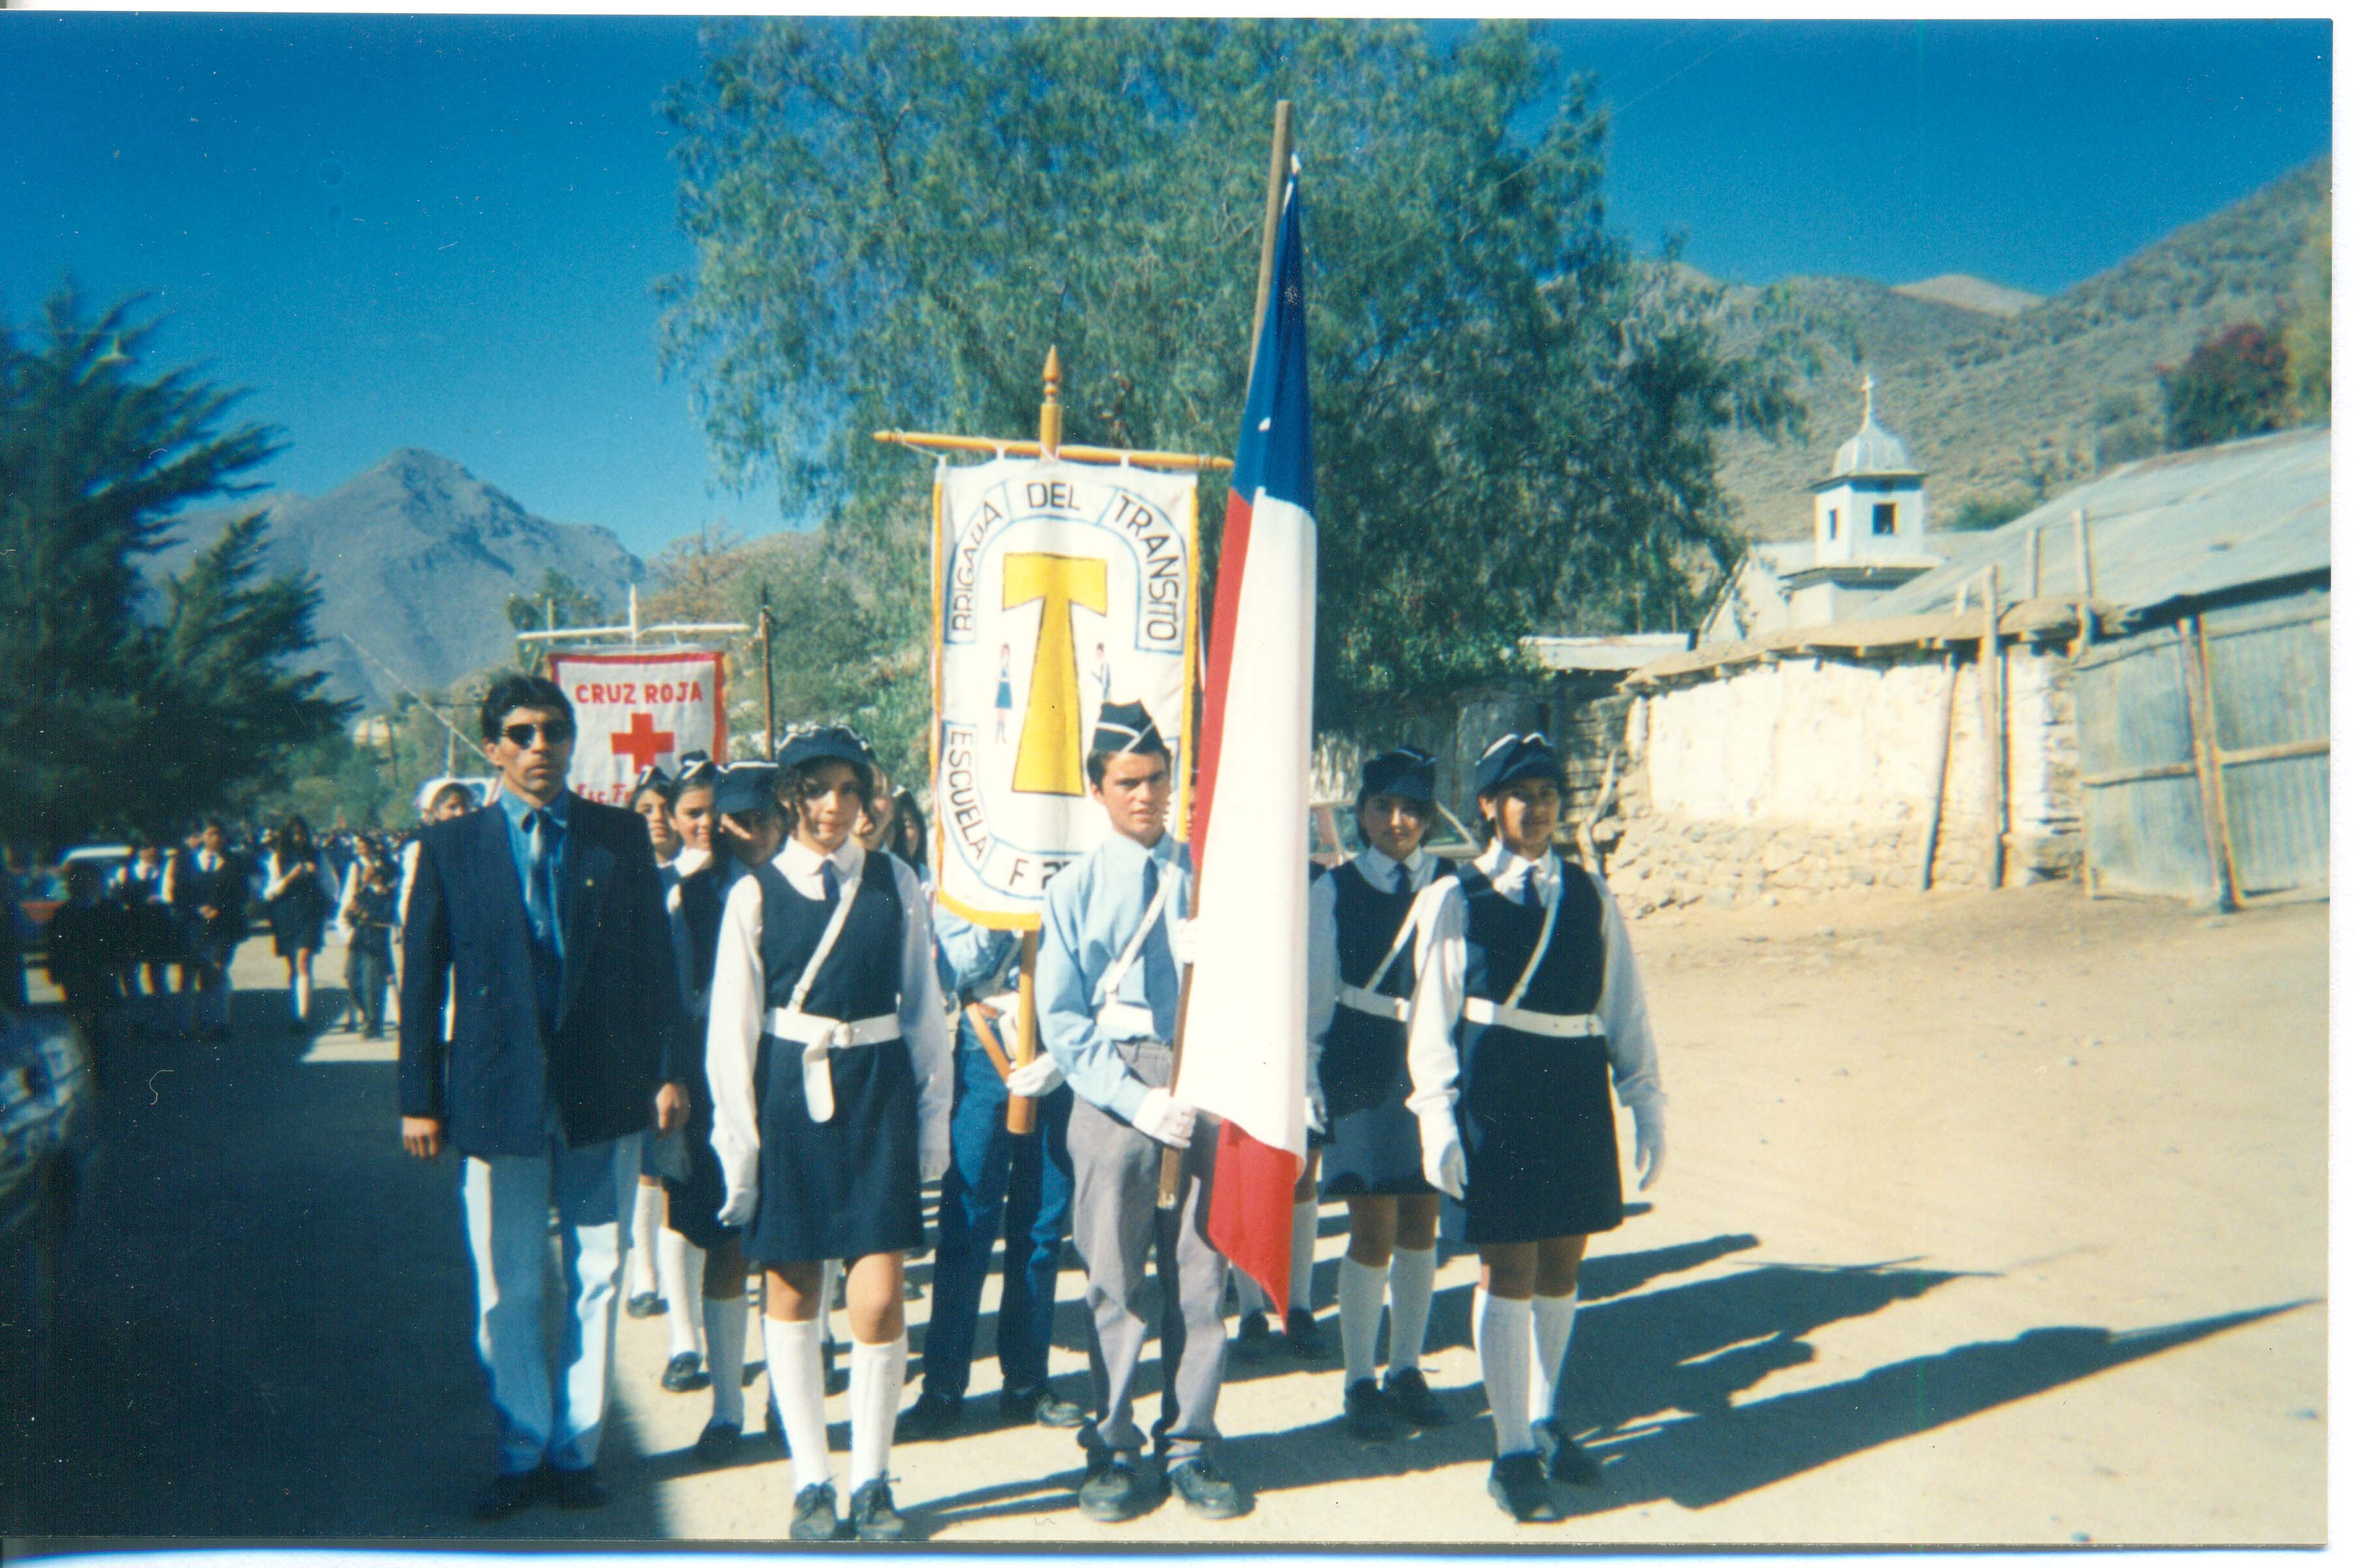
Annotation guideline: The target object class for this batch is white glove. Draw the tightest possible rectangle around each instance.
[1167,916,1199,966]
[1132,1086,1198,1150]
[1306,1083,1329,1136]
[717,1186,757,1229]
[1006,1052,1066,1098]
[920,1134,950,1186]
[1630,1097,1667,1191]
[1419,1113,1466,1200]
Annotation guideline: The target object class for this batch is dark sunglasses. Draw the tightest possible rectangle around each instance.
[501,720,577,748]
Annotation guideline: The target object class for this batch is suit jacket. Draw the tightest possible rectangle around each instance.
[399,794,688,1157]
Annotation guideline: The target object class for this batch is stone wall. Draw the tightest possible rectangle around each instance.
[1602,640,2081,916]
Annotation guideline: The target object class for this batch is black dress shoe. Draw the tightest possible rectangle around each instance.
[1533,1417,1604,1485]
[1487,1451,1563,1522]
[1000,1384,1086,1428]
[896,1390,962,1441]
[1166,1452,1251,1519]
[848,1477,907,1542]
[1076,1452,1160,1523]
[1382,1366,1453,1428]
[661,1351,709,1393]
[625,1292,667,1319]
[547,1464,609,1510]
[469,1467,543,1521]
[1342,1377,1397,1442]
[1233,1310,1273,1359]
[790,1481,844,1541]
[1284,1306,1323,1360]
[694,1417,741,1463]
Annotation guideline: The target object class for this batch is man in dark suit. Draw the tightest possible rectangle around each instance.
[400,672,691,1519]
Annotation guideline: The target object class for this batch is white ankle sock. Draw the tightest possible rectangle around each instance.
[628,1185,663,1295]
[1337,1256,1386,1386]
[1386,1246,1437,1375]
[1477,1291,1534,1458]
[1530,1289,1578,1427]
[659,1227,702,1358]
[704,1297,747,1427]
[847,1334,907,1490]
[763,1316,831,1491]
[1290,1198,1317,1312]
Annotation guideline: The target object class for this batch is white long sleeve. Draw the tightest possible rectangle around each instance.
[1305,872,1338,1070]
[705,872,770,1210]
[1593,871,1664,1111]
[887,857,955,1170]
[1401,878,1469,1126]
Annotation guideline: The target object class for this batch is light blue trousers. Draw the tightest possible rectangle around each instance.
[462,1131,644,1475]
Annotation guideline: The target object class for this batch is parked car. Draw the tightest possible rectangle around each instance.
[0,1005,97,1400]
[14,847,134,964]
[1309,799,1481,869]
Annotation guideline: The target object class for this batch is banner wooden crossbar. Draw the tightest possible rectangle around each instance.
[876,429,1232,472]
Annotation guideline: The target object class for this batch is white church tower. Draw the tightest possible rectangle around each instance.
[1784,373,1939,624]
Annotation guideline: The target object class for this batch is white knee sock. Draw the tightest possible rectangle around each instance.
[705,1297,747,1427]
[763,1316,832,1491]
[1386,1246,1437,1375]
[1337,1256,1386,1386]
[660,1226,703,1359]
[1235,1272,1268,1316]
[1290,1199,1318,1312]
[847,1334,907,1490]
[627,1185,663,1297]
[1530,1290,1578,1427]
[1477,1290,1535,1458]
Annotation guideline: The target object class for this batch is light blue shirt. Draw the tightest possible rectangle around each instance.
[1037,829,1191,1125]
[933,901,1021,1002]
[498,787,572,958]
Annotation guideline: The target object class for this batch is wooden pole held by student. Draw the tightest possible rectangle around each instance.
[1007,931,1040,1136]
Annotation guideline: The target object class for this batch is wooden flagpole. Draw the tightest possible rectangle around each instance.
[1001,350,1066,1139]
[1158,98,1294,1212]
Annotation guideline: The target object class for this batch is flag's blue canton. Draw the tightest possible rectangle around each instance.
[1231,173,1314,518]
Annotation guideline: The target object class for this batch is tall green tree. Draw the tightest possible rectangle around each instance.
[661,19,1802,757]
[0,288,349,851]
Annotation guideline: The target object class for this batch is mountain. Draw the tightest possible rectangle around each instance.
[153,449,645,709]
[1712,155,2328,541]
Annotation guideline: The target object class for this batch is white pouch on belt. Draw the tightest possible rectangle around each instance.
[763,866,899,1122]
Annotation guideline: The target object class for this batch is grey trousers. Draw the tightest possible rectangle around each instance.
[1065,1038,1230,1463]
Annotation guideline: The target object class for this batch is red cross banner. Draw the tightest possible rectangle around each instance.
[547,648,728,805]
[932,458,1199,929]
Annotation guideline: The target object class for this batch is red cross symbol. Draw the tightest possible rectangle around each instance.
[610,711,675,772]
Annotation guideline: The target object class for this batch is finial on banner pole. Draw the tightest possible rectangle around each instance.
[1040,345,1062,461]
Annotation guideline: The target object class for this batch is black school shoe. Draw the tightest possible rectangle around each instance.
[661,1351,709,1393]
[1382,1366,1453,1428]
[546,1464,609,1510]
[1532,1417,1604,1485]
[1342,1378,1397,1442]
[1487,1452,1563,1523]
[848,1478,907,1542]
[1076,1451,1162,1523]
[1284,1306,1324,1360]
[897,1390,963,1442]
[790,1481,844,1541]
[1166,1452,1251,1520]
[468,1466,544,1521]
[1000,1384,1086,1428]
[1233,1310,1274,1359]
[626,1292,666,1319]
[694,1417,741,1463]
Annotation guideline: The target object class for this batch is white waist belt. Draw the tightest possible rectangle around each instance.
[1462,998,1602,1039]
[974,990,1022,1015]
[767,1008,901,1121]
[1096,1000,1160,1043]
[1338,985,1410,1022]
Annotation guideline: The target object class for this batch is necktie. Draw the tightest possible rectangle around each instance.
[525,812,560,951]
[1388,862,1405,897]
[820,858,842,905]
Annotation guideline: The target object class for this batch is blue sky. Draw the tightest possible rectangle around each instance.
[0,16,2329,561]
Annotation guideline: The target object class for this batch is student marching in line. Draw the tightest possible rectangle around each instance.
[1307,746,1454,1441]
[336,843,400,1039]
[625,765,689,1341]
[262,815,332,1035]
[1404,731,1665,1523]
[706,725,951,1542]
[167,818,247,1040]
[1035,701,1247,1525]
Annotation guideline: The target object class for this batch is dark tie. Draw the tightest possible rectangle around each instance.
[1388,863,1405,897]
[524,812,559,950]
[820,859,842,906]
[1138,854,1170,1012]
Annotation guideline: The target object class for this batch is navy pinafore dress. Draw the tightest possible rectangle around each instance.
[663,861,737,1251]
[1441,861,1624,1245]
[1319,861,1434,1197]
[742,852,925,1267]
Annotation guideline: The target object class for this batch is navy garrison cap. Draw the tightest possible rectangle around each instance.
[1359,746,1438,804]
[674,750,718,790]
[630,762,676,800]
[713,761,779,818]
[777,723,877,775]
[1091,700,1167,757]
[1473,731,1566,796]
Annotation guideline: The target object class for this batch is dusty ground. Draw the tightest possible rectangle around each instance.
[6,879,2326,1546]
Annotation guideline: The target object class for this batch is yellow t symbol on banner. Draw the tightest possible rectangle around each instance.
[1003,552,1109,796]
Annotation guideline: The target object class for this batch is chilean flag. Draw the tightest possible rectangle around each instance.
[1176,158,1316,1316]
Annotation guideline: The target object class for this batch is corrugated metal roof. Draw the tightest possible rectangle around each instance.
[1856,426,2329,622]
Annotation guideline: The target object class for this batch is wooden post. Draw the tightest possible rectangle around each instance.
[2024,525,2041,600]
[1159,99,1294,1214]
[1918,654,1961,890]
[1006,931,1040,1136]
[2179,615,2239,912]
[2073,507,2096,650]
[757,585,776,759]
[1980,567,2006,889]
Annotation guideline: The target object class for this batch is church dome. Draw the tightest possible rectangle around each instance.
[1829,375,1923,478]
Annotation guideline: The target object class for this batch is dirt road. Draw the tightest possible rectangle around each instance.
[8,880,2325,1544]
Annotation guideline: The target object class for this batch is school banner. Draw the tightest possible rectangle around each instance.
[933,458,1199,929]
[548,648,728,805]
